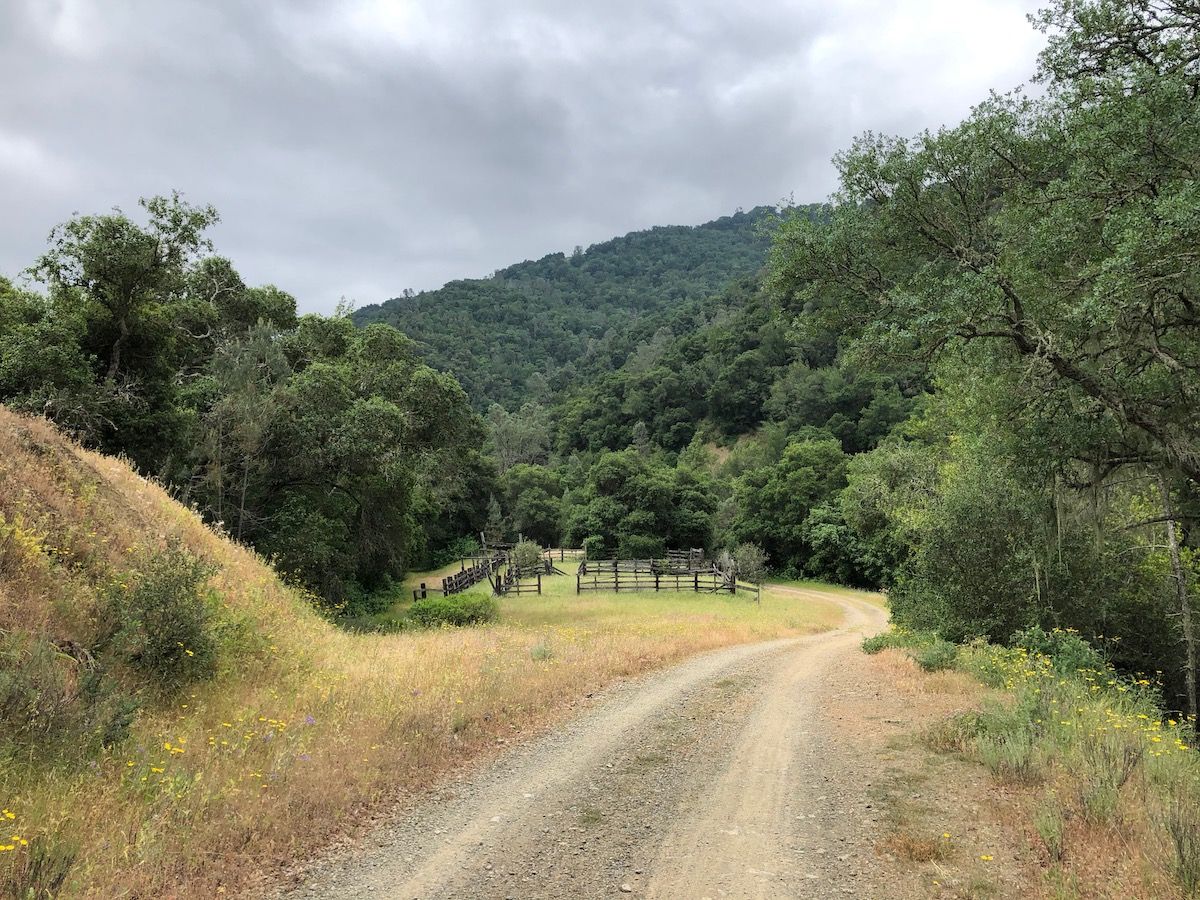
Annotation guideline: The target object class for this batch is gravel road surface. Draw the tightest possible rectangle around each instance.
[280,588,887,899]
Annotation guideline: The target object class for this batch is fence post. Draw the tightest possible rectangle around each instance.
[694,572,699,592]
[655,572,660,592]
[537,573,542,595]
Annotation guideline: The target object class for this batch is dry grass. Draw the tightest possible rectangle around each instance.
[873,650,980,699]
[880,830,953,863]
[0,408,852,897]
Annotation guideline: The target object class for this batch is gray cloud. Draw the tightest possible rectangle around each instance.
[1,0,1045,313]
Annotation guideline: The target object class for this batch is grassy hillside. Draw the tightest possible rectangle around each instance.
[0,406,854,896]
[352,206,799,409]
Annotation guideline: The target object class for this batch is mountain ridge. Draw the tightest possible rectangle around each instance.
[352,205,813,408]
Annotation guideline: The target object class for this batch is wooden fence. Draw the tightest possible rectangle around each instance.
[492,565,542,596]
[416,553,506,600]
[544,547,586,562]
[576,557,756,596]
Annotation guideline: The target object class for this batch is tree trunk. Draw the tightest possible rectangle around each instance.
[1158,472,1197,719]
[106,317,130,382]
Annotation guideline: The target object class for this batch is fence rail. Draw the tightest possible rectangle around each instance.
[421,553,506,599]
[492,566,542,596]
[543,547,586,562]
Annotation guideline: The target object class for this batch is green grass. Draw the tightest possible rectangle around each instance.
[367,561,851,638]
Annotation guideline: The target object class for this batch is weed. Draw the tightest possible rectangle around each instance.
[976,731,1043,784]
[1164,792,1200,897]
[881,830,950,862]
[530,640,553,661]
[1,831,77,899]
[1035,797,1067,862]
[924,713,981,754]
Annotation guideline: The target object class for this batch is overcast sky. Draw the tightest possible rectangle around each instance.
[2,0,1045,314]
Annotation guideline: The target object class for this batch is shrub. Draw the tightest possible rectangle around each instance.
[1010,626,1107,676]
[861,626,931,655]
[109,541,219,694]
[339,578,397,617]
[732,542,769,583]
[409,593,498,628]
[511,540,543,572]
[431,535,482,569]
[914,638,958,672]
[0,633,138,764]
[617,533,665,559]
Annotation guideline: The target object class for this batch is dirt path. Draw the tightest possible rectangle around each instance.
[280,588,888,899]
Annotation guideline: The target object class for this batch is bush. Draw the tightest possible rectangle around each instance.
[914,638,958,672]
[431,535,482,568]
[110,541,219,694]
[1010,625,1107,676]
[861,626,931,655]
[732,542,769,583]
[409,593,498,628]
[617,533,666,559]
[511,540,544,572]
[0,633,138,764]
[340,578,397,617]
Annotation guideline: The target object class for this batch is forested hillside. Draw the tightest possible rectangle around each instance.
[352,206,794,408]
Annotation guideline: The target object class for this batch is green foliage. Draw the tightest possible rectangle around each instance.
[1010,626,1107,677]
[500,464,563,547]
[409,594,499,628]
[861,627,934,655]
[730,438,847,575]
[564,449,714,559]
[353,208,781,410]
[511,540,544,571]
[549,277,921,456]
[0,197,491,614]
[767,0,1200,707]
[0,634,138,765]
[110,542,219,694]
[431,535,483,569]
[731,542,768,583]
[913,639,958,672]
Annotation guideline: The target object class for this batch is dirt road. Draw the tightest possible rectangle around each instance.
[283,588,888,899]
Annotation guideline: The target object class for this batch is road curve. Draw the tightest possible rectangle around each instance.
[279,587,887,900]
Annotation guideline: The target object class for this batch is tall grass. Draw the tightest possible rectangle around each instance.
[885,623,1200,897]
